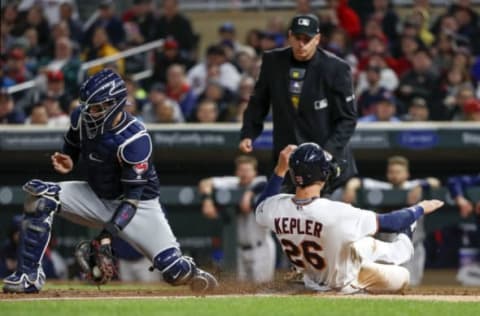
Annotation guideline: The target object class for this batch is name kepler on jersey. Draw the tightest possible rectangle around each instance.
[274,217,323,237]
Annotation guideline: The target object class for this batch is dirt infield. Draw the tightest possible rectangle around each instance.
[1,280,479,302]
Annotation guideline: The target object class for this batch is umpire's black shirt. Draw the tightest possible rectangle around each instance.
[240,47,358,189]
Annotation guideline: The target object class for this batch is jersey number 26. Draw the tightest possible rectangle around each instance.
[280,239,325,270]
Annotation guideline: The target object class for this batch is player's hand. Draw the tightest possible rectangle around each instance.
[239,138,253,153]
[202,199,219,219]
[455,196,474,218]
[417,199,444,215]
[51,152,73,174]
[275,145,297,177]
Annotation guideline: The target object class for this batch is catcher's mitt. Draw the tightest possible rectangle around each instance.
[75,239,117,285]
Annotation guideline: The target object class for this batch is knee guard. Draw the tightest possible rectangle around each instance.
[4,180,60,292]
[153,248,195,286]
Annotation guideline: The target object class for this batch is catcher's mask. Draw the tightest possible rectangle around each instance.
[79,69,127,139]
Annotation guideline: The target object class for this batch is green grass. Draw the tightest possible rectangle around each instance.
[1,296,479,316]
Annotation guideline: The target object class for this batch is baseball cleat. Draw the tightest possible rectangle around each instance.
[3,270,45,294]
[189,268,218,294]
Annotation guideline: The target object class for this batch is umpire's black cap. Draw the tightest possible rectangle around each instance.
[289,14,320,38]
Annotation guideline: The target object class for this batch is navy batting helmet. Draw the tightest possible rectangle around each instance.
[79,69,127,139]
[289,143,338,187]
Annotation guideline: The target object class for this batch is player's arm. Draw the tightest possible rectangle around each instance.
[376,200,444,233]
[323,61,357,156]
[447,174,480,217]
[198,178,219,219]
[102,132,152,238]
[239,52,272,153]
[52,106,82,174]
[255,145,297,209]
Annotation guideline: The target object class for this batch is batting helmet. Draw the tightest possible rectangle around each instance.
[289,143,338,187]
[79,69,127,139]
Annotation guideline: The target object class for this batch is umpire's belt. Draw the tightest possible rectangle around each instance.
[239,241,263,250]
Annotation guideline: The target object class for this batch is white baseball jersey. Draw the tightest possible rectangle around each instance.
[256,194,378,289]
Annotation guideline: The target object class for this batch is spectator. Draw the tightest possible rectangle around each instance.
[325,28,357,70]
[404,7,435,47]
[264,16,287,49]
[343,155,441,285]
[438,67,474,119]
[198,80,234,120]
[233,48,257,77]
[0,58,16,89]
[84,0,126,49]
[187,45,241,98]
[154,0,197,55]
[371,0,400,44]
[83,27,125,76]
[461,98,480,122]
[431,32,456,75]
[223,76,256,123]
[142,83,184,123]
[244,29,263,56]
[320,0,361,40]
[152,38,194,85]
[0,91,25,124]
[194,100,219,123]
[259,32,280,52]
[58,1,83,45]
[354,18,388,61]
[11,5,50,52]
[41,37,81,97]
[449,86,476,120]
[42,95,69,127]
[402,97,430,122]
[396,49,439,113]
[5,48,33,84]
[295,0,315,15]
[122,0,157,43]
[217,22,247,55]
[358,93,401,123]
[23,27,42,63]
[26,103,49,125]
[357,65,394,117]
[1,19,15,56]
[356,54,399,97]
[165,64,196,119]
[124,76,147,112]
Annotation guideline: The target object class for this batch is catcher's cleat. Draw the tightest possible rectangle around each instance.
[3,269,46,294]
[189,268,218,294]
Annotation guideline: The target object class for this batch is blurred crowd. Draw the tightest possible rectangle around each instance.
[1,0,480,126]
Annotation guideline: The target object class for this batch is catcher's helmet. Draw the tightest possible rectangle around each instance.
[289,143,337,187]
[79,69,127,139]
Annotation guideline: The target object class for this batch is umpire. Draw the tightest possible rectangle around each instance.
[239,14,358,194]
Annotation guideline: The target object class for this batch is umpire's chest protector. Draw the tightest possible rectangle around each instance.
[266,48,350,149]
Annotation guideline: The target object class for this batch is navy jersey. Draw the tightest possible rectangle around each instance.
[63,107,160,200]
